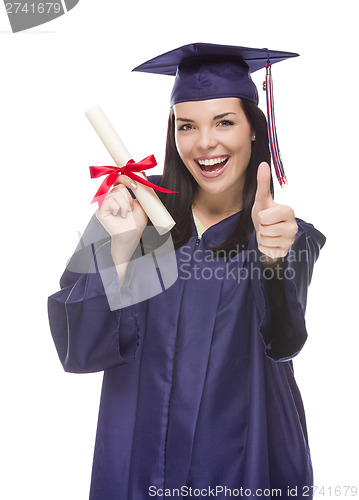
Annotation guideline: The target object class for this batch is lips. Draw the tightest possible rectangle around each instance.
[194,155,230,178]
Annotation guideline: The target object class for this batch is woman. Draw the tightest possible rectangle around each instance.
[48,43,325,499]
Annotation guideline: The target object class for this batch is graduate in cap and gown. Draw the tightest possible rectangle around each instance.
[48,43,326,499]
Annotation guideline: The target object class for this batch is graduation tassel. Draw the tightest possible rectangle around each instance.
[264,61,287,186]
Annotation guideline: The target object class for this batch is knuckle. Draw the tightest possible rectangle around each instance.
[102,197,114,208]
[288,234,295,246]
[285,206,295,219]
[112,181,126,189]
[119,174,134,187]
[259,227,270,237]
[277,247,287,258]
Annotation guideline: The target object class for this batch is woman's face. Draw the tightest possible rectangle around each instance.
[174,97,254,199]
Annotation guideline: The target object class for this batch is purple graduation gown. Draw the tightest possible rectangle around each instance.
[48,184,325,500]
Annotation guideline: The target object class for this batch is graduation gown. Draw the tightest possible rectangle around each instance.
[48,185,325,500]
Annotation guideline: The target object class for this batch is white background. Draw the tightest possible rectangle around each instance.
[1,0,358,498]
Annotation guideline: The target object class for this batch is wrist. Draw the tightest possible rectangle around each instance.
[260,254,285,279]
[110,237,139,267]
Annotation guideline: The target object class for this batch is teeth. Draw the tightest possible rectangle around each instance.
[197,156,227,166]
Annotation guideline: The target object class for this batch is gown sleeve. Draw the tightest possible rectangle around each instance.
[47,214,141,374]
[247,218,326,362]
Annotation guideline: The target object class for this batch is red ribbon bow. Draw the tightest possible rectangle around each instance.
[89,154,177,207]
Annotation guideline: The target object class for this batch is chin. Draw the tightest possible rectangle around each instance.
[198,179,231,195]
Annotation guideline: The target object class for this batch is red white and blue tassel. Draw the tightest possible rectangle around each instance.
[264,60,287,186]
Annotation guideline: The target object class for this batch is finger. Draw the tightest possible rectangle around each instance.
[255,162,273,205]
[113,174,138,190]
[102,189,133,218]
[102,196,121,216]
[110,190,134,218]
[258,224,282,237]
[259,221,298,239]
[258,205,295,226]
[109,184,135,210]
[258,244,288,259]
[257,233,281,247]
[258,234,295,251]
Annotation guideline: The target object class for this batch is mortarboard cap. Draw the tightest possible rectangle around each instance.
[132,43,299,186]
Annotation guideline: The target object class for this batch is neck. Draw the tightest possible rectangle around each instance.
[193,186,243,226]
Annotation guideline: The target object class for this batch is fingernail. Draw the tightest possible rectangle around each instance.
[131,182,137,189]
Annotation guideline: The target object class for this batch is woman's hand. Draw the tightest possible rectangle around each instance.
[251,162,298,262]
[96,174,148,247]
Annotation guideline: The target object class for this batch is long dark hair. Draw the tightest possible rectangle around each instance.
[155,99,273,254]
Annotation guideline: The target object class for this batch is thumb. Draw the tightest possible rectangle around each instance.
[254,162,273,208]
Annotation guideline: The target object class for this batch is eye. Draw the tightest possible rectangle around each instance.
[217,120,234,127]
[178,123,194,131]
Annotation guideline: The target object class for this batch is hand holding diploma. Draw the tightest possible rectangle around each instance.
[251,162,298,261]
[96,179,148,242]
[86,105,176,236]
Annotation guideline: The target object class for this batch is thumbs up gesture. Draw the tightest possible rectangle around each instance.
[251,162,298,261]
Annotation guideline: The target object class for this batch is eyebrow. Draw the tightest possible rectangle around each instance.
[175,112,237,122]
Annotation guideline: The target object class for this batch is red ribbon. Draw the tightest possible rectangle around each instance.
[89,154,177,207]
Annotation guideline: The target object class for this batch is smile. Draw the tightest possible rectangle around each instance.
[194,155,230,178]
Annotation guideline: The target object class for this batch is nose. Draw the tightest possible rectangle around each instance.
[197,128,218,151]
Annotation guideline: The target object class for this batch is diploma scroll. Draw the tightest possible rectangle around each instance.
[85,105,176,236]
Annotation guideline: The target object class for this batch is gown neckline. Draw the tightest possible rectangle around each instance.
[190,207,242,245]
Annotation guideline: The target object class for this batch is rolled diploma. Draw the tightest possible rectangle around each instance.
[85,105,175,236]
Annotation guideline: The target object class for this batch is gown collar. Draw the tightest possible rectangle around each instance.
[190,208,242,246]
